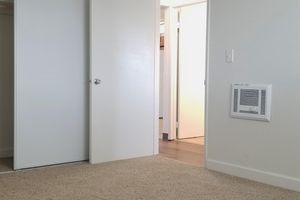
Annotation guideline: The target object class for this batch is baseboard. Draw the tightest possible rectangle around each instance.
[0,148,13,158]
[206,159,300,192]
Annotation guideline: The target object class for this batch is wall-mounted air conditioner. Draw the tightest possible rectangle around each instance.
[231,83,272,122]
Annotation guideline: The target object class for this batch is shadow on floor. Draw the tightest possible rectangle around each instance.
[0,157,13,173]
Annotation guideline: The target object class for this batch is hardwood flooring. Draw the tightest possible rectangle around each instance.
[159,139,204,167]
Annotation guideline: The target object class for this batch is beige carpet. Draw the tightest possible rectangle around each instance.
[0,156,299,200]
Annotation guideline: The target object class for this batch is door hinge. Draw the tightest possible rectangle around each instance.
[176,121,179,129]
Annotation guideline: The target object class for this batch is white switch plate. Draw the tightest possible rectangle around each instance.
[225,49,235,63]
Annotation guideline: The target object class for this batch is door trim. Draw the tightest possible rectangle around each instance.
[13,0,18,170]
[154,0,161,155]
[204,0,210,168]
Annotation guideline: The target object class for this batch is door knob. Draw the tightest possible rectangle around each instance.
[94,79,101,85]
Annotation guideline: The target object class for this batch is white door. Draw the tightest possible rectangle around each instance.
[178,3,207,139]
[90,0,157,164]
[14,0,89,170]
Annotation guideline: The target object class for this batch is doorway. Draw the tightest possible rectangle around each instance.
[159,1,207,167]
[0,0,14,173]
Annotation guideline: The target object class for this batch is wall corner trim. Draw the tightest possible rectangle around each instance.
[206,159,300,192]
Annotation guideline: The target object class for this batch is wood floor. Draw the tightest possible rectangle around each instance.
[159,138,204,167]
[0,157,13,173]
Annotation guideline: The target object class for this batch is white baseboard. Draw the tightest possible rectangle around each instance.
[206,159,300,192]
[0,148,13,158]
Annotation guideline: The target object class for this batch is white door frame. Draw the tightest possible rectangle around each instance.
[155,0,210,167]
[154,0,161,155]
[162,6,179,141]
[204,0,210,168]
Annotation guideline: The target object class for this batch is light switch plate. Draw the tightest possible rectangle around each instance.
[225,49,235,63]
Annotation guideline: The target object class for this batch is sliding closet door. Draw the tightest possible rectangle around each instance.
[90,0,157,164]
[14,0,89,169]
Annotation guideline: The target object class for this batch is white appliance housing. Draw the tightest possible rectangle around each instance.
[231,83,272,122]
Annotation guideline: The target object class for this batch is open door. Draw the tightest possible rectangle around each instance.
[177,3,207,139]
[90,0,158,164]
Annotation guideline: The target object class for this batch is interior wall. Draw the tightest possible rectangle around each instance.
[0,12,14,158]
[14,0,89,169]
[207,0,300,191]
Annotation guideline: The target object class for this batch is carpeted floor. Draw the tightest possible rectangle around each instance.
[0,156,299,200]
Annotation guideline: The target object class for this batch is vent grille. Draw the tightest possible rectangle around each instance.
[233,89,238,112]
[261,90,266,115]
[231,83,272,122]
[240,89,259,106]
[240,110,259,114]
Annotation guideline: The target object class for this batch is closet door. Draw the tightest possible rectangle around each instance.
[14,0,89,169]
[89,0,157,164]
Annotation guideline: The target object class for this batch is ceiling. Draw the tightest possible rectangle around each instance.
[161,0,206,7]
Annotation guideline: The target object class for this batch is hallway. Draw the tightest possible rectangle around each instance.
[159,137,204,167]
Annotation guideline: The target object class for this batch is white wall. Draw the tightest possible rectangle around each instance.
[15,0,89,169]
[207,0,300,191]
[0,13,13,158]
